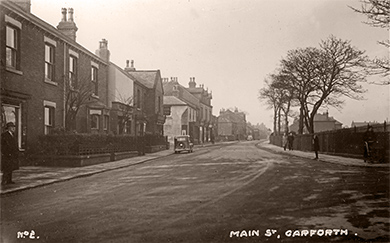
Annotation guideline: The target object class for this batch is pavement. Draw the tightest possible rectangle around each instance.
[1,140,388,195]
[258,140,389,168]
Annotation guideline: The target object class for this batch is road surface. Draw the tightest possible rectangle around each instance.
[1,141,389,242]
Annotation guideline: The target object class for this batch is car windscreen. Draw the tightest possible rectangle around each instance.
[176,137,187,142]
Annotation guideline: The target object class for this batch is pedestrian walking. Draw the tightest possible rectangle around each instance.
[287,132,295,151]
[1,122,19,185]
[282,132,288,151]
[312,134,320,160]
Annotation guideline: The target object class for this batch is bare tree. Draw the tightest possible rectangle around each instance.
[115,92,134,134]
[366,56,390,82]
[270,73,296,133]
[280,47,321,134]
[350,0,390,81]
[304,36,368,133]
[350,0,390,29]
[280,36,368,134]
[65,76,95,132]
[258,78,284,134]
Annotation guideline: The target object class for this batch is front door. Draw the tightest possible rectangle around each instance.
[1,103,23,149]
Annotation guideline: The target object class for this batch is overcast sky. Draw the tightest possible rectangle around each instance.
[30,0,389,129]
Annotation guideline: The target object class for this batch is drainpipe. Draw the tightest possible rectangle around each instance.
[63,42,67,127]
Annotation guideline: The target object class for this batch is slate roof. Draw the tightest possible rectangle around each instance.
[127,71,158,89]
[314,112,342,125]
[218,110,246,123]
[163,81,199,108]
[187,87,204,94]
[163,96,186,106]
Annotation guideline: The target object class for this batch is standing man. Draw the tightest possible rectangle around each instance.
[1,122,19,185]
[287,132,295,151]
[363,126,377,163]
[312,134,320,160]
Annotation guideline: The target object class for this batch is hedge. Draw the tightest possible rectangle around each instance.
[33,134,167,156]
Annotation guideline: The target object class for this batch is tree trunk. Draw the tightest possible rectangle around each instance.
[273,107,277,134]
[308,116,315,134]
[298,105,304,134]
[284,113,289,133]
[277,107,281,135]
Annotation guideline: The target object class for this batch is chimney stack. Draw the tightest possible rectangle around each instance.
[95,39,110,62]
[57,8,78,41]
[189,77,196,88]
[124,60,136,72]
[172,84,179,97]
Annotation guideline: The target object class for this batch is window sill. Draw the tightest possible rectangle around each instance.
[6,67,23,76]
[44,79,58,86]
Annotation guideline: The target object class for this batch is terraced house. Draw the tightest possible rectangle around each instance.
[1,0,169,164]
[1,0,110,156]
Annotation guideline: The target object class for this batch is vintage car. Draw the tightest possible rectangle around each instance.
[174,135,194,154]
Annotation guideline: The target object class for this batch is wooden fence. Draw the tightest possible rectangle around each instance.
[270,123,389,163]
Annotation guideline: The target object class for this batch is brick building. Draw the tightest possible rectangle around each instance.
[163,77,199,144]
[126,61,165,136]
[217,108,247,141]
[289,111,343,134]
[186,77,213,143]
[1,1,109,154]
[104,58,137,135]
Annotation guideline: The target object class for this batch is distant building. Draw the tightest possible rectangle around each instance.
[163,78,200,144]
[163,77,213,144]
[351,121,381,128]
[247,123,270,140]
[289,111,342,133]
[217,108,247,140]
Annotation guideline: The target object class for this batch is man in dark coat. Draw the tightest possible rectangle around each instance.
[287,132,295,151]
[1,122,19,185]
[363,126,377,162]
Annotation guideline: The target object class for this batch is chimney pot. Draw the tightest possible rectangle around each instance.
[61,8,67,21]
[68,8,74,22]
[189,77,196,88]
[124,59,135,72]
[99,39,108,49]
